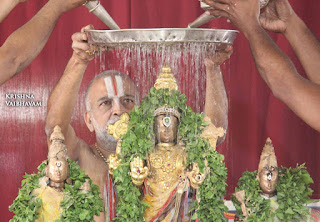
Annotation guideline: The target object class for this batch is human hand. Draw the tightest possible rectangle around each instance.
[51,0,94,13]
[187,163,206,189]
[260,0,295,33]
[71,25,98,64]
[130,157,149,186]
[203,0,261,38]
[205,44,233,68]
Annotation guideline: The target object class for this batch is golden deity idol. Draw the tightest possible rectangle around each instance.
[33,126,70,222]
[108,66,226,222]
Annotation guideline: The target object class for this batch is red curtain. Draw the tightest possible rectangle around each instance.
[1,0,319,220]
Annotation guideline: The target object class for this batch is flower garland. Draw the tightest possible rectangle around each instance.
[9,159,103,222]
[232,164,314,222]
[112,88,228,222]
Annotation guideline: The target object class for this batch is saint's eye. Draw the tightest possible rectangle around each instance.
[100,100,112,106]
[56,161,61,167]
[122,98,134,103]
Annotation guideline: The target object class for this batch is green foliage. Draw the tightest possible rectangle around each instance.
[113,87,227,221]
[9,160,103,222]
[58,159,103,222]
[276,164,314,222]
[195,149,228,222]
[232,171,273,222]
[232,164,314,222]
[9,161,46,222]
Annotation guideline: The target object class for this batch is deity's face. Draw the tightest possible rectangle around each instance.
[85,73,138,147]
[154,114,179,144]
[258,166,279,197]
[47,157,69,183]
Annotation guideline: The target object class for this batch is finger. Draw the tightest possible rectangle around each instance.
[217,44,233,54]
[203,0,215,7]
[210,1,231,12]
[215,0,234,5]
[207,9,230,18]
[81,24,95,32]
[72,32,88,43]
[74,51,94,61]
[215,43,229,51]
[72,41,90,51]
[225,45,233,52]
[91,44,100,53]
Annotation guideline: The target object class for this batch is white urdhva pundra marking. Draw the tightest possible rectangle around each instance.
[104,75,124,98]
[115,75,124,97]
[104,76,115,98]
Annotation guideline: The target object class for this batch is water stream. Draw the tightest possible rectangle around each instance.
[94,42,223,113]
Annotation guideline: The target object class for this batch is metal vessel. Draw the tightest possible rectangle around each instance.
[85,28,239,48]
[85,1,120,30]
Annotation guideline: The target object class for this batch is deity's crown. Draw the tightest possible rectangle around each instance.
[50,125,65,143]
[154,105,180,121]
[153,65,180,120]
[154,65,178,91]
[258,138,278,175]
[48,125,67,159]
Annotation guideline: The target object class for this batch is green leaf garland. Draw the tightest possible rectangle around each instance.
[9,159,103,222]
[113,87,228,221]
[232,164,314,222]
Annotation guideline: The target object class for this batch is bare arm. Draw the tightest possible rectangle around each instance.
[260,0,320,84]
[205,0,320,132]
[0,0,20,23]
[204,45,232,133]
[0,0,92,86]
[246,26,320,132]
[45,25,96,160]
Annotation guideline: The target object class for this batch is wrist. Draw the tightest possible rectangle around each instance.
[47,0,65,15]
[244,22,265,41]
[283,13,304,38]
[206,65,222,78]
[71,52,90,66]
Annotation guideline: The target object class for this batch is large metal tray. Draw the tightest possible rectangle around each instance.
[85,28,239,47]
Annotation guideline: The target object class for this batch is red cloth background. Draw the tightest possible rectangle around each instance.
[0,0,319,221]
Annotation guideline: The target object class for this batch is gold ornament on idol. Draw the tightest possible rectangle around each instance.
[103,113,130,175]
[257,138,278,177]
[201,115,225,150]
[153,65,178,91]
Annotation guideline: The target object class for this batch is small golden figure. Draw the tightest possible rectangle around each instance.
[33,126,70,222]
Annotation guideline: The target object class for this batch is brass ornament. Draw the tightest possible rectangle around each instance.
[48,126,67,159]
[233,190,248,219]
[187,162,206,189]
[154,105,181,121]
[147,144,187,192]
[257,138,278,177]
[107,113,130,140]
[153,65,178,91]
[129,157,149,186]
[105,113,130,174]
[108,153,121,175]
[201,115,225,150]
[79,179,92,193]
